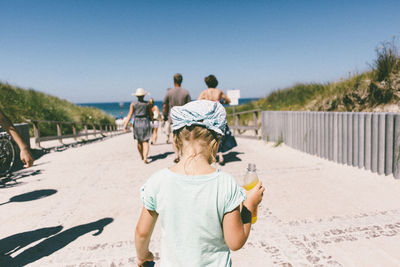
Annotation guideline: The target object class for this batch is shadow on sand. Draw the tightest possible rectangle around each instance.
[149,151,174,163]
[3,134,123,186]
[11,148,50,173]
[0,169,43,188]
[0,217,113,266]
[221,151,244,164]
[0,189,57,206]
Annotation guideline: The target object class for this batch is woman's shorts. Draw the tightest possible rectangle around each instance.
[150,120,159,129]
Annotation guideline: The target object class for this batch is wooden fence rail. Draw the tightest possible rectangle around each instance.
[228,109,262,138]
[26,119,121,147]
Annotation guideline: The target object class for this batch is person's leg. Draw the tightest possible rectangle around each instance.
[143,141,149,163]
[137,141,144,160]
[153,128,158,144]
[150,128,155,145]
[166,122,171,144]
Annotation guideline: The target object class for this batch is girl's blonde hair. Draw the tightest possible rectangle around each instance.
[173,125,220,164]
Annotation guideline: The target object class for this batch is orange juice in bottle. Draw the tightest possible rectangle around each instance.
[242,163,259,224]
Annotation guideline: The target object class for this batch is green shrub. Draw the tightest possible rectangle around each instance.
[373,39,400,82]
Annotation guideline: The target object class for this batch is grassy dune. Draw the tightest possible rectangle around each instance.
[0,82,115,136]
[227,39,400,124]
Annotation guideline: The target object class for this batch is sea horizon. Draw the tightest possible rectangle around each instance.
[78,98,260,118]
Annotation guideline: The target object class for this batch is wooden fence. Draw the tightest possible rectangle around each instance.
[261,111,400,179]
[228,109,262,138]
[26,119,122,147]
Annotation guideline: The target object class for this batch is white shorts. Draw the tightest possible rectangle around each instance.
[151,120,160,129]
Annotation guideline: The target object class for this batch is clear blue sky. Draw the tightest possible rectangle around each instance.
[1,0,399,103]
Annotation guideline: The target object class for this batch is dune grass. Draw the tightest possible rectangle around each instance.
[227,38,400,125]
[372,38,400,82]
[0,82,115,137]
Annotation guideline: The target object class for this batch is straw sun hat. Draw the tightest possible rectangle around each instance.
[132,88,147,97]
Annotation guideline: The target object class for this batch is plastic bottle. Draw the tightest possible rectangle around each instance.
[242,163,259,224]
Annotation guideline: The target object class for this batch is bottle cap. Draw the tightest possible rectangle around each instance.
[247,163,256,172]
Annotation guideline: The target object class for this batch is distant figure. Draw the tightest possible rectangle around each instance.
[161,88,172,138]
[0,108,34,168]
[149,98,161,145]
[134,100,265,266]
[198,74,237,165]
[162,73,191,163]
[124,88,153,164]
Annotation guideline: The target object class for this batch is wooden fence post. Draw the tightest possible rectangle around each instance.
[92,124,96,137]
[235,114,240,135]
[32,121,40,147]
[72,124,77,141]
[56,123,62,144]
[253,111,258,137]
[85,124,88,140]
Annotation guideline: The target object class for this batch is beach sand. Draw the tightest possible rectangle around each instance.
[1,131,400,266]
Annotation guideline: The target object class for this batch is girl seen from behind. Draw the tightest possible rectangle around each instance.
[135,100,264,267]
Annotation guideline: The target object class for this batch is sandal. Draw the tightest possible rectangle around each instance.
[144,159,149,164]
[174,158,180,163]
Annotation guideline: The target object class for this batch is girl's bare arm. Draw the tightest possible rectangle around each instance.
[124,103,134,129]
[222,181,264,251]
[135,207,158,265]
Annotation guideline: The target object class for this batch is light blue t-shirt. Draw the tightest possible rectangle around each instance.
[140,168,246,267]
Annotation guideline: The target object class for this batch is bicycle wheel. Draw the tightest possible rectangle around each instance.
[0,136,15,177]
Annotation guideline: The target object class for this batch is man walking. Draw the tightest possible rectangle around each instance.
[163,73,191,163]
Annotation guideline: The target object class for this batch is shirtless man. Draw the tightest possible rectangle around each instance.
[198,74,231,104]
[198,75,236,165]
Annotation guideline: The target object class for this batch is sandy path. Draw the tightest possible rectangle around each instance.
[1,131,400,266]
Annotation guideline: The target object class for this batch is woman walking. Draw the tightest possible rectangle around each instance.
[198,74,237,165]
[124,88,153,164]
[149,98,161,145]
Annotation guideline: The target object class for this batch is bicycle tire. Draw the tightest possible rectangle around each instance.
[0,136,15,177]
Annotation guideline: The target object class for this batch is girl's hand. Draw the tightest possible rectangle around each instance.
[137,251,154,266]
[245,181,265,211]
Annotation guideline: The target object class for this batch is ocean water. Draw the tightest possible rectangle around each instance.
[78,98,259,118]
